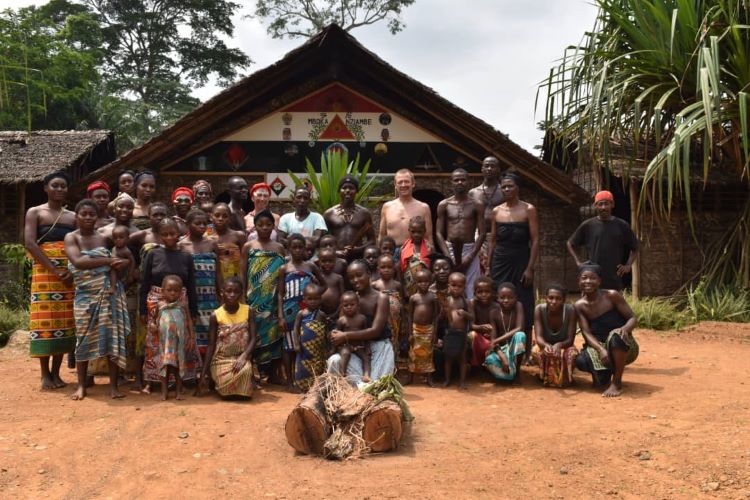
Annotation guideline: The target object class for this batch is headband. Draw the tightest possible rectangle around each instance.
[86,181,110,197]
[111,192,135,208]
[250,182,272,198]
[172,187,194,203]
[594,190,614,203]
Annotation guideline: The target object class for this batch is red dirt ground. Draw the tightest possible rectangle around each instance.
[1,322,749,499]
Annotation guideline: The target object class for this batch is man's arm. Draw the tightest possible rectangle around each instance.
[378,202,390,242]
[421,202,434,245]
[434,201,451,259]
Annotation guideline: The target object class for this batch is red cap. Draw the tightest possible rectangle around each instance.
[594,190,614,203]
[250,182,272,198]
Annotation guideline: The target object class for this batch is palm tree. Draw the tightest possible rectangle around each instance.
[540,0,750,287]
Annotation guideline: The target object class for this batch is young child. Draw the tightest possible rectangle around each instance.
[140,218,199,392]
[108,225,136,293]
[406,268,439,386]
[429,254,452,378]
[318,234,348,275]
[280,233,325,391]
[199,277,257,398]
[210,203,247,282]
[483,282,527,382]
[179,208,222,360]
[532,284,578,388]
[378,235,400,281]
[318,248,345,317]
[336,291,371,382]
[443,272,471,389]
[363,245,380,281]
[293,283,330,391]
[468,277,504,369]
[371,254,402,358]
[400,216,433,297]
[152,274,201,400]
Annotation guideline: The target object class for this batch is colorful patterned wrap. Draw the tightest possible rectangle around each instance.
[29,241,76,357]
[192,252,219,355]
[408,323,435,374]
[532,345,579,387]
[282,270,313,351]
[211,304,253,397]
[135,242,160,356]
[484,331,526,380]
[246,249,285,367]
[217,242,241,281]
[69,247,130,368]
[294,309,329,391]
[153,299,201,380]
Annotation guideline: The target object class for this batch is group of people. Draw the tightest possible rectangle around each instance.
[24,155,640,402]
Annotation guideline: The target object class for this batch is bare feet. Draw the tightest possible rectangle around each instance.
[362,375,371,383]
[175,390,185,401]
[110,388,126,399]
[442,379,451,388]
[427,374,435,387]
[459,381,468,390]
[52,375,67,389]
[85,375,95,388]
[41,376,56,391]
[602,383,622,398]
[71,386,86,401]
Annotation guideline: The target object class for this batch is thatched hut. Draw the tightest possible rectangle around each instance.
[0,130,115,278]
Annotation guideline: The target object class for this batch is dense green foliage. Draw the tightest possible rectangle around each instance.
[541,0,750,287]
[255,0,415,39]
[1,0,251,151]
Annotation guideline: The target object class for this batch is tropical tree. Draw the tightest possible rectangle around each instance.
[254,0,415,39]
[0,1,101,130]
[80,0,252,150]
[288,149,383,212]
[540,0,750,286]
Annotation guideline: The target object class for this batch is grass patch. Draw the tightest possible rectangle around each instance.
[684,281,750,323]
[625,294,690,331]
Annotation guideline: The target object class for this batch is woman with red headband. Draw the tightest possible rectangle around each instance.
[171,187,194,235]
[244,182,279,241]
[86,181,114,229]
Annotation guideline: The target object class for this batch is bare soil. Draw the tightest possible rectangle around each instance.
[1,322,750,499]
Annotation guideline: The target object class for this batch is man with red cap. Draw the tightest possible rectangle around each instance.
[567,190,639,291]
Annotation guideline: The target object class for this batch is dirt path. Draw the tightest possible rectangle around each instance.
[1,322,749,499]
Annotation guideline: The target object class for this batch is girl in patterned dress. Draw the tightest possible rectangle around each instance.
[179,209,221,360]
[199,278,257,398]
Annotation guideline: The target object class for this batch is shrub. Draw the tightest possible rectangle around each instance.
[0,304,27,347]
[684,280,750,323]
[625,294,690,331]
[0,243,31,310]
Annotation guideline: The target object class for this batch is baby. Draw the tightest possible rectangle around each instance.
[335,291,371,382]
[108,225,135,293]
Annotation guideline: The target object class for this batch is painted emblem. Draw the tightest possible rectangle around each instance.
[270,176,286,196]
[224,143,248,171]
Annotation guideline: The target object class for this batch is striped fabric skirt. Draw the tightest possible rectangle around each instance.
[192,252,219,356]
[29,241,76,357]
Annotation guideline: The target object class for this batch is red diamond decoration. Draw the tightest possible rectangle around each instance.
[270,176,286,196]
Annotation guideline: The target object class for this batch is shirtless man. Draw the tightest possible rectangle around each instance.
[323,175,375,261]
[436,168,485,299]
[227,176,249,232]
[379,169,433,246]
[469,156,504,274]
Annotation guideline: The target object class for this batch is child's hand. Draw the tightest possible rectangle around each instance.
[232,354,247,373]
[436,339,444,348]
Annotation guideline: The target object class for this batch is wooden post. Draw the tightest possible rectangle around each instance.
[629,179,641,300]
[17,183,26,242]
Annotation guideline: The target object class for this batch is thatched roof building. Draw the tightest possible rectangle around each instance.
[0,130,115,251]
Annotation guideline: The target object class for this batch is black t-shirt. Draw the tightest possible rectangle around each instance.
[569,217,638,290]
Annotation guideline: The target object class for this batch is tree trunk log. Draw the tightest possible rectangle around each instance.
[362,400,403,452]
[285,389,329,455]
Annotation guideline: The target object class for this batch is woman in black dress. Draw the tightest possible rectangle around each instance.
[487,173,539,356]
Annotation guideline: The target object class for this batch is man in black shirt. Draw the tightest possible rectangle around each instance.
[567,190,638,290]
